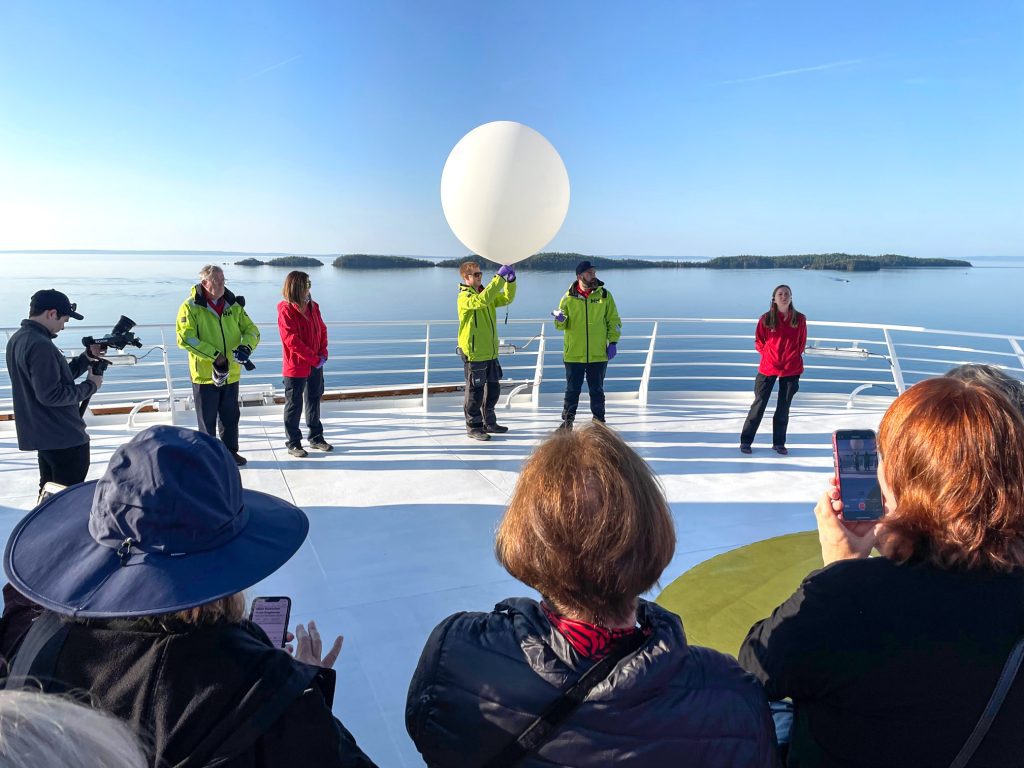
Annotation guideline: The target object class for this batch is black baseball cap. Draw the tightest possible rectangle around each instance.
[30,289,84,320]
[575,260,594,275]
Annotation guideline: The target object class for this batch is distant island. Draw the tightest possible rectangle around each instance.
[235,256,324,267]
[435,252,971,272]
[699,253,971,271]
[332,254,434,269]
[0,249,973,272]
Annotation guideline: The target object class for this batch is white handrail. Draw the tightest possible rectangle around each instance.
[1,318,1022,415]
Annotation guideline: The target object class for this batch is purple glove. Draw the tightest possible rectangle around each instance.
[315,356,326,369]
[606,342,617,361]
[551,309,566,323]
[496,264,516,282]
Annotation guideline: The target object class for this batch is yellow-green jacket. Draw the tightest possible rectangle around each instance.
[554,280,622,363]
[457,277,517,362]
[176,285,260,385]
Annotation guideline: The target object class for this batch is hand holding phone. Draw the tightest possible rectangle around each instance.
[832,429,884,521]
[249,596,292,648]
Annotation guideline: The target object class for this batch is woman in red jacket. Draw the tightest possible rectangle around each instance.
[740,284,807,455]
[278,271,331,458]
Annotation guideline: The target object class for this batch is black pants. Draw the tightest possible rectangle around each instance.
[193,382,240,453]
[740,374,800,447]
[562,362,608,423]
[36,442,90,493]
[464,358,501,429]
[283,368,325,447]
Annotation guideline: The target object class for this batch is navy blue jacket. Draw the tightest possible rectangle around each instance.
[407,597,778,767]
[5,320,95,450]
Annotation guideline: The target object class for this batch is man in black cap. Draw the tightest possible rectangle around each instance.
[5,289,105,495]
[551,261,622,430]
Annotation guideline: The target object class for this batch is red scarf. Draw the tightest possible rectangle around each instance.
[542,602,646,660]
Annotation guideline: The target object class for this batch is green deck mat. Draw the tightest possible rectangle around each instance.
[655,531,822,657]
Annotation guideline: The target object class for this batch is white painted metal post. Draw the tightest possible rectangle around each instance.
[422,322,431,413]
[882,328,906,393]
[1010,338,1024,373]
[159,330,176,410]
[532,324,546,408]
[638,321,658,406]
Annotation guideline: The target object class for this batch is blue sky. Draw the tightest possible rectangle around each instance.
[0,1,1021,257]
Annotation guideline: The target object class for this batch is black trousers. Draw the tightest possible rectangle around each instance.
[562,362,608,423]
[464,358,501,429]
[36,442,90,493]
[193,382,240,453]
[283,368,325,447]
[740,373,800,447]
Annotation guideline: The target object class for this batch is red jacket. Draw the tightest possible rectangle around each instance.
[277,300,328,378]
[755,311,807,377]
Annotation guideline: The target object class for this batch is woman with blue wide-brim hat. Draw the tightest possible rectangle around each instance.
[1,425,376,768]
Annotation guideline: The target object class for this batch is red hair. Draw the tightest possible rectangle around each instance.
[878,377,1024,571]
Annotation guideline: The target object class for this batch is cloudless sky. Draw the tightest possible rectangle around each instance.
[0,1,1021,257]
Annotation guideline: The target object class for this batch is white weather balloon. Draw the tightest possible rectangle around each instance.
[441,121,570,265]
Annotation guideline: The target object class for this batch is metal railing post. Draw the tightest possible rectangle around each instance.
[422,322,431,413]
[1010,338,1024,373]
[532,324,546,408]
[638,321,658,406]
[882,328,906,393]
[159,330,177,410]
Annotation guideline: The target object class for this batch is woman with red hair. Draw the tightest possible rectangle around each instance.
[278,271,331,458]
[741,376,1024,766]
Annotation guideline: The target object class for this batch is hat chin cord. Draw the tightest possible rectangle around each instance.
[117,538,138,566]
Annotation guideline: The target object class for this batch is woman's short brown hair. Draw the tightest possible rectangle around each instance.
[879,376,1024,571]
[459,261,480,280]
[282,271,310,306]
[496,423,676,624]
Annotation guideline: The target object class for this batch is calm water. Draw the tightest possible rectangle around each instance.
[0,252,1019,333]
[0,252,1019,396]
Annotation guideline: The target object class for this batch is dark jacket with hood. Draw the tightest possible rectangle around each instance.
[2,609,376,768]
[5,319,96,450]
[406,597,778,767]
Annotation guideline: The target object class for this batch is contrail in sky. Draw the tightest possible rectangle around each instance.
[717,59,862,85]
[244,54,302,80]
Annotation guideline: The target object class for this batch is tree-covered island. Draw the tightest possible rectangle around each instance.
[332,254,434,268]
[434,252,971,272]
[234,256,324,267]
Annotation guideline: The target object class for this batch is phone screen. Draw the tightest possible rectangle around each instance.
[249,596,291,648]
[833,430,884,521]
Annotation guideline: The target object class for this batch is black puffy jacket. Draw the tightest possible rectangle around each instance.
[407,597,778,767]
[2,610,376,768]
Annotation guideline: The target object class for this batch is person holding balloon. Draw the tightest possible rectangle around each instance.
[552,261,622,430]
[457,260,517,440]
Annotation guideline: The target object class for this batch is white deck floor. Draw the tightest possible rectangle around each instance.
[0,390,892,767]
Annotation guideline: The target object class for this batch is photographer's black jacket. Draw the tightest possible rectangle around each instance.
[5,319,96,450]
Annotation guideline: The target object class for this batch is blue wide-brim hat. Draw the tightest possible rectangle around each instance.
[4,426,309,618]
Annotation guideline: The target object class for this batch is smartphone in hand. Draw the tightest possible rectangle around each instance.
[832,429,884,521]
[249,596,292,648]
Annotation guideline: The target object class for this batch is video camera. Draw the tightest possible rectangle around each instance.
[82,315,143,374]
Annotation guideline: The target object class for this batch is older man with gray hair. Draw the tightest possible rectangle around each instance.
[175,265,260,465]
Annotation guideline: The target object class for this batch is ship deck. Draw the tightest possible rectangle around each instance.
[0,390,892,767]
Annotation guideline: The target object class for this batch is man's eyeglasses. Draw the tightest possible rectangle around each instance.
[471,272,482,278]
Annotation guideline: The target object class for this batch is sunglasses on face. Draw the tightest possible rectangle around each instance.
[306,281,312,289]
[471,272,482,278]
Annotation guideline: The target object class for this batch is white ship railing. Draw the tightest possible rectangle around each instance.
[1,318,1023,418]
